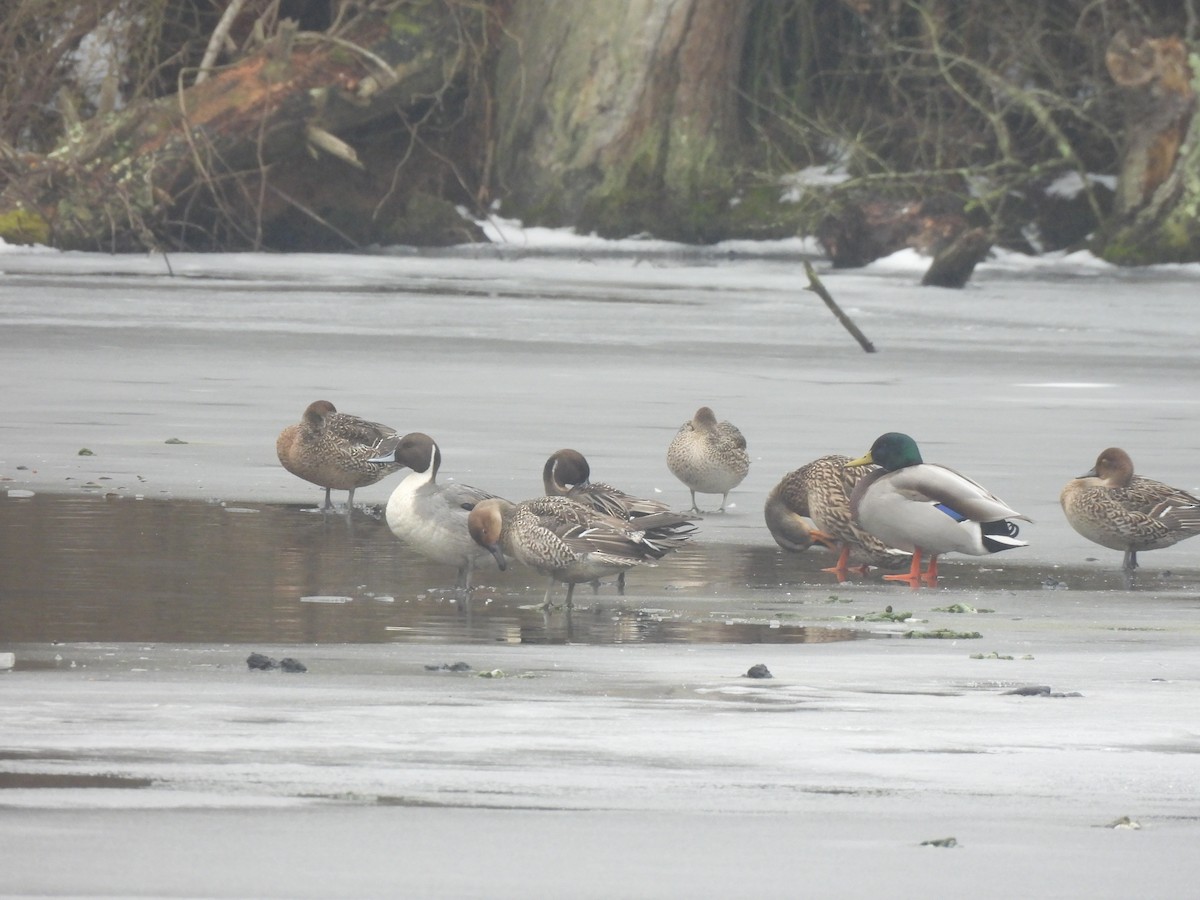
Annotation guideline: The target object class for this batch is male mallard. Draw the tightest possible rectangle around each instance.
[276,400,404,510]
[371,433,504,596]
[847,433,1028,589]
[468,495,696,608]
[765,455,910,582]
[667,406,749,513]
[1060,447,1200,571]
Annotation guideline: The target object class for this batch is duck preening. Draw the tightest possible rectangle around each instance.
[468,495,696,608]
[543,448,675,593]
[765,454,910,582]
[276,400,404,510]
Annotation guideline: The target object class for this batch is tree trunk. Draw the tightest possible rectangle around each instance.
[492,0,751,241]
[0,3,486,252]
[1092,30,1200,264]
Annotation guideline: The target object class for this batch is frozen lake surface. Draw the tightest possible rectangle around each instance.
[2,238,1200,896]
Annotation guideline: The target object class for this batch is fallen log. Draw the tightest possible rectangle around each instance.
[0,3,484,251]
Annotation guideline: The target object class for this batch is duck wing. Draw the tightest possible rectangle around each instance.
[887,464,1029,523]
[329,413,400,452]
[442,481,500,512]
[715,421,747,451]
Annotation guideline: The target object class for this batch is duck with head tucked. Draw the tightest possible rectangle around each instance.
[544,448,671,519]
[371,432,504,596]
[847,433,1029,589]
[468,495,696,608]
[544,448,675,593]
[276,400,404,510]
[667,406,749,513]
[1060,447,1200,571]
[765,455,910,581]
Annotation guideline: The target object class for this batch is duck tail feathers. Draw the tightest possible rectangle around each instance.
[980,518,1028,554]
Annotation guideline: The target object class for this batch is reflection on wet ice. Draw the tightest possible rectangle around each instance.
[1,493,1193,647]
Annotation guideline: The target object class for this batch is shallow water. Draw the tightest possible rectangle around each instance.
[0,492,868,645]
[2,491,1195,649]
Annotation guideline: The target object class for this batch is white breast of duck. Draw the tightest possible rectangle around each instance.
[383,438,495,569]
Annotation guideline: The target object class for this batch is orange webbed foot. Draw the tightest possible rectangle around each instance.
[821,546,853,582]
[882,549,925,591]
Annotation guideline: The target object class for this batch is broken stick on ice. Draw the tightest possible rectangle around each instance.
[803,261,877,353]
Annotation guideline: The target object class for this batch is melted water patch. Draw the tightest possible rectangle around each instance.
[0,493,874,646]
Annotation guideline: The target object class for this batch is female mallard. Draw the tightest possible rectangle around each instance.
[1060,447,1200,571]
[667,406,749,513]
[468,495,696,608]
[847,433,1028,589]
[276,400,404,510]
[765,455,909,582]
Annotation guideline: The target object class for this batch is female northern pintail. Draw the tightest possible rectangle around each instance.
[666,406,749,513]
[847,433,1029,590]
[373,432,504,595]
[765,455,909,582]
[276,400,404,510]
[1061,447,1200,571]
[467,495,696,607]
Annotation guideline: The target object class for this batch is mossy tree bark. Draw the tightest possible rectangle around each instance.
[1092,31,1200,265]
[492,0,751,242]
[0,2,486,252]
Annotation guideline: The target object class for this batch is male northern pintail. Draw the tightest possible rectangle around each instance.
[847,433,1029,589]
[1061,447,1200,571]
[543,448,674,593]
[467,495,696,607]
[276,400,403,510]
[543,448,671,519]
[372,432,504,595]
[666,406,749,513]
[765,454,909,582]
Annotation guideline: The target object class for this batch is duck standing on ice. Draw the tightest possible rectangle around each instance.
[276,400,404,511]
[667,406,749,513]
[372,432,503,596]
[847,432,1029,589]
[1061,447,1200,572]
